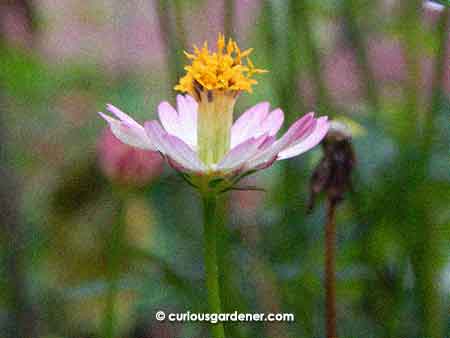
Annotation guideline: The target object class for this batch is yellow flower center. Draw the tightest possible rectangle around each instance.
[174,33,267,99]
[174,34,266,168]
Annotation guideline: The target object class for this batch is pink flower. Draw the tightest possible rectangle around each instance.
[98,35,329,192]
[97,127,164,186]
[99,96,328,177]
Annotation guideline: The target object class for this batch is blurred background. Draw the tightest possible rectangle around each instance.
[0,0,449,337]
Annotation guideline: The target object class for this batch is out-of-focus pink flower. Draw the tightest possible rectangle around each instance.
[97,127,164,186]
[368,37,406,83]
[324,48,362,105]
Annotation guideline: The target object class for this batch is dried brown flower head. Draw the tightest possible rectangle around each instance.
[308,121,356,211]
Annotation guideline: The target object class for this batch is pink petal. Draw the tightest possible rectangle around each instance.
[242,113,316,170]
[217,134,269,172]
[230,102,270,147]
[98,109,154,150]
[163,134,205,172]
[259,108,284,136]
[143,120,169,154]
[260,113,315,154]
[166,157,191,173]
[158,101,181,137]
[231,104,285,148]
[259,135,277,151]
[278,117,330,160]
[176,94,198,147]
[176,95,197,129]
[106,104,141,127]
[145,120,205,173]
[158,97,197,148]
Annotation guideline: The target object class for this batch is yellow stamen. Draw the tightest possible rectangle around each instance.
[174,33,266,98]
[174,34,267,167]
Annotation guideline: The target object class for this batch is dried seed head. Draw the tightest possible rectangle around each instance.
[308,121,356,211]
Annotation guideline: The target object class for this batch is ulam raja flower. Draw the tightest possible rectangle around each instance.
[99,34,329,193]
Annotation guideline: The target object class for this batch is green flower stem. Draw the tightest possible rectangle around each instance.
[202,194,226,338]
[216,196,247,338]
